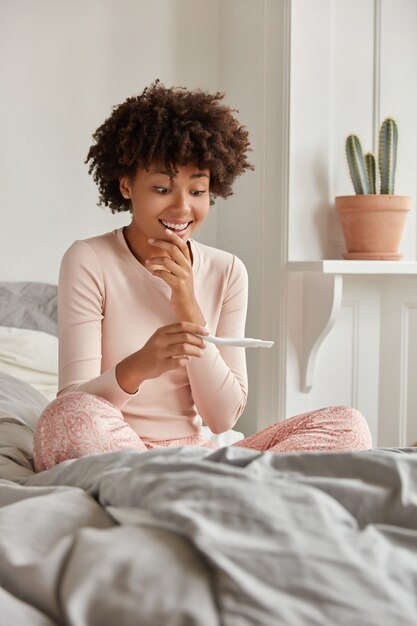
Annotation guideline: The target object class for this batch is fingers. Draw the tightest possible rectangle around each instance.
[154,323,209,364]
[148,233,191,264]
[151,322,209,366]
[163,321,209,336]
[145,256,178,274]
[166,332,207,350]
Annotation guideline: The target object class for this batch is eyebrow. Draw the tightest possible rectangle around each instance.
[150,170,209,180]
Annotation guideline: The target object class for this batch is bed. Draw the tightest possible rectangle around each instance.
[1,282,417,625]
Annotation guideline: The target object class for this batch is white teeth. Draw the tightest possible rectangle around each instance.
[160,221,190,230]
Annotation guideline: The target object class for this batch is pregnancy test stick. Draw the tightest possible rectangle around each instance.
[201,334,274,348]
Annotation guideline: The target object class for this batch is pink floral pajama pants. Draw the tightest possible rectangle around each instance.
[33,392,372,472]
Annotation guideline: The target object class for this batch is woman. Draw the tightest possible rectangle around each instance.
[33,81,372,471]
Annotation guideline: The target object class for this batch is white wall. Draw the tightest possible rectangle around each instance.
[0,0,219,284]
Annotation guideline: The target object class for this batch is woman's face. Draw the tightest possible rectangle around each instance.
[120,163,210,244]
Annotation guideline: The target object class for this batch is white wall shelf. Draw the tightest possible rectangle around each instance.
[288,260,417,275]
[287,260,417,392]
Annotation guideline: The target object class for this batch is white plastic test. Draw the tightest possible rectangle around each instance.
[201,334,274,349]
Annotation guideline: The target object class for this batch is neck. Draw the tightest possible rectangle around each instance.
[122,225,150,265]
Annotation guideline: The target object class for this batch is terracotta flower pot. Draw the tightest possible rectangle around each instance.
[335,195,411,260]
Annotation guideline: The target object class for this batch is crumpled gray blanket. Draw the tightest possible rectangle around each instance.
[1,445,417,626]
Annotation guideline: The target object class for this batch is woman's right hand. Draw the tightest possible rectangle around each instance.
[116,322,209,393]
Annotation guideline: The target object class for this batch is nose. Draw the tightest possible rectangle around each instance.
[173,190,191,213]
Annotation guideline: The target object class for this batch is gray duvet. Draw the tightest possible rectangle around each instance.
[1,444,417,626]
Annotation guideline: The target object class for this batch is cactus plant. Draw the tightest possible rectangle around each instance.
[337,117,410,260]
[345,117,398,195]
[379,117,398,194]
[365,152,376,194]
[345,135,369,194]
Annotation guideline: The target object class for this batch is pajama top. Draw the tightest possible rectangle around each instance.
[58,228,248,441]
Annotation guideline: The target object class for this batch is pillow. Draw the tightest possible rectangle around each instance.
[0,371,49,481]
[0,281,58,336]
[0,327,58,401]
[0,281,58,402]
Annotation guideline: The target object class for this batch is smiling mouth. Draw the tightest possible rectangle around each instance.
[158,219,193,233]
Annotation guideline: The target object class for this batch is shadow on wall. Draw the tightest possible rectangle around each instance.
[311,156,333,258]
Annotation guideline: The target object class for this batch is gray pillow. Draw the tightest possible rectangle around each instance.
[0,281,57,336]
[0,371,49,482]
[0,282,57,481]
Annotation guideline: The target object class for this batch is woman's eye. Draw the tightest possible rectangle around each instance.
[191,190,206,197]
[154,186,170,194]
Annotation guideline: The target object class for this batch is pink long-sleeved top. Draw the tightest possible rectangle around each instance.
[58,228,248,441]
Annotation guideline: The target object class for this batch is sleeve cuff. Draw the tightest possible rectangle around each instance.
[62,365,140,410]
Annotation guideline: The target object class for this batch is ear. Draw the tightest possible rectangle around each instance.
[119,176,131,200]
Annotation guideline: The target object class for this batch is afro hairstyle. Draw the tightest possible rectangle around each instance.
[85,80,254,213]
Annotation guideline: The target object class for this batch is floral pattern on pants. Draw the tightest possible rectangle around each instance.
[33,392,372,472]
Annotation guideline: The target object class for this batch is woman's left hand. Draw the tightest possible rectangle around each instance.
[145,230,205,325]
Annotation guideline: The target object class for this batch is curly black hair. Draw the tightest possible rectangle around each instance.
[85,80,254,213]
